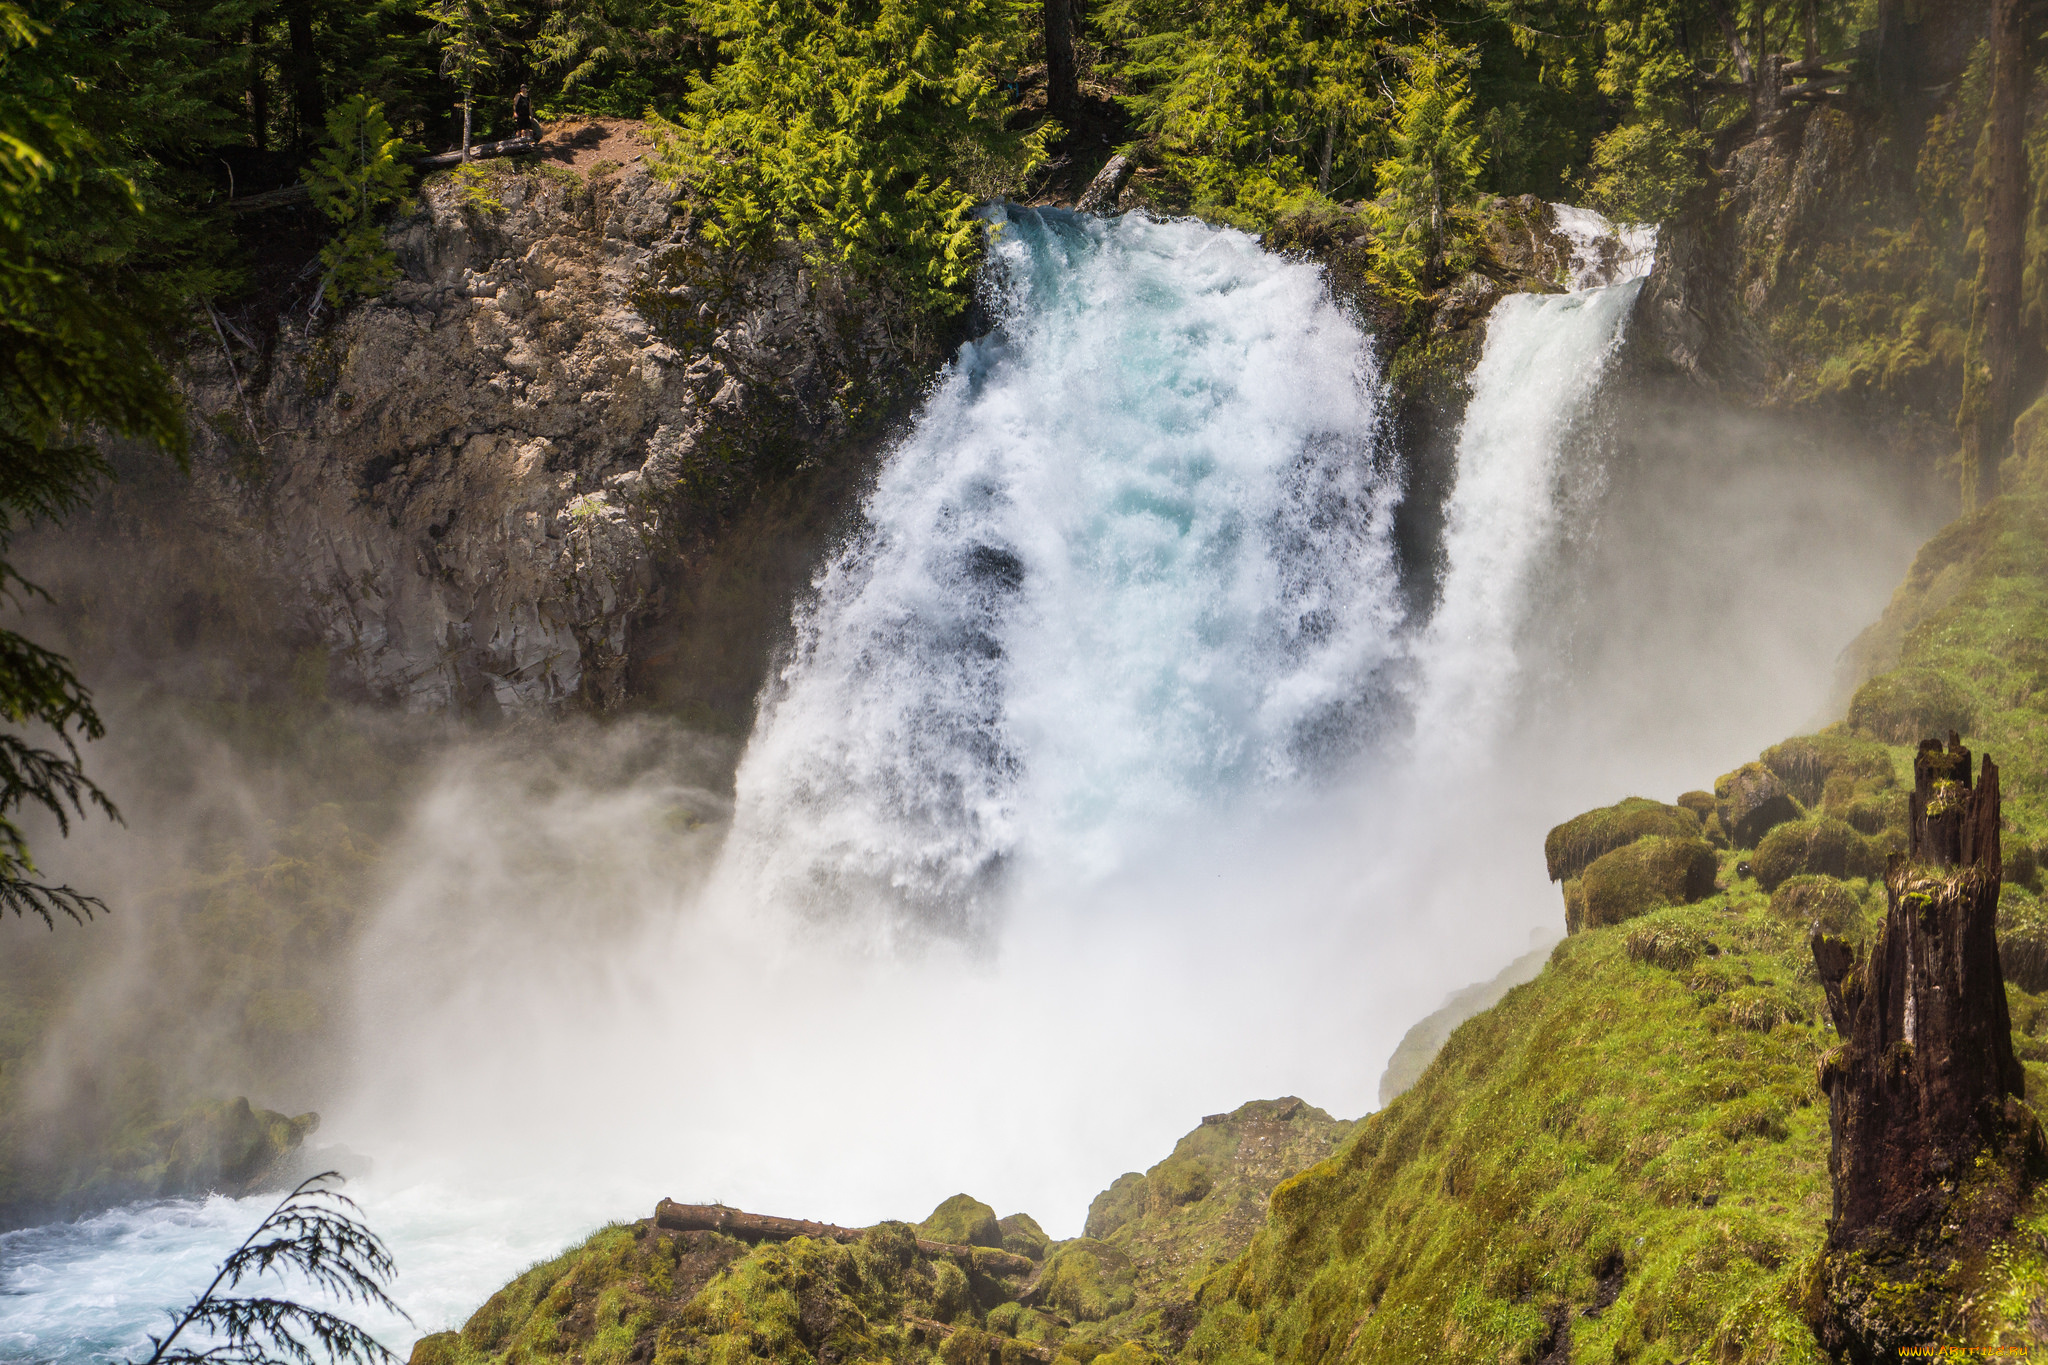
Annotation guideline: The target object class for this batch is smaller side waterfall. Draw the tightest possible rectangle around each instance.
[1409,207,1655,755]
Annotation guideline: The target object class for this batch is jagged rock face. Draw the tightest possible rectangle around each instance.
[193,163,939,714]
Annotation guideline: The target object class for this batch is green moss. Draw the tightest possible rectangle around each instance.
[998,1213,1050,1261]
[1084,1173,1147,1241]
[1766,876,1870,939]
[1758,734,1897,809]
[1544,797,1703,883]
[1194,892,1833,1365]
[922,1194,1004,1249]
[1751,818,1887,894]
[1999,887,2048,994]
[1572,836,1719,933]
[1038,1241,1137,1322]
[1846,665,1976,746]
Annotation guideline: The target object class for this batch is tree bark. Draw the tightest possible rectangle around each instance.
[1960,0,2028,512]
[285,0,323,147]
[248,18,269,153]
[1044,0,1077,118]
[461,92,473,162]
[1807,732,2042,1356]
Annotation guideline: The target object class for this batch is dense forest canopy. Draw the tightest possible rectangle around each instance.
[0,0,1921,324]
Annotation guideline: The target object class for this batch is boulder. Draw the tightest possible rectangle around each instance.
[919,1194,1003,1249]
[1569,836,1718,933]
[1752,816,1885,892]
[1031,1239,1135,1321]
[1544,797,1703,882]
[1768,874,1865,937]
[997,1212,1050,1260]
[1759,733,1897,807]
[1714,762,1802,848]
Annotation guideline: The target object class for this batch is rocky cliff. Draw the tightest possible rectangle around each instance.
[180,144,952,721]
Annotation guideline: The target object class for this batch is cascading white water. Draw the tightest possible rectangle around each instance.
[720,206,1404,938]
[16,204,1950,1365]
[1409,208,1654,759]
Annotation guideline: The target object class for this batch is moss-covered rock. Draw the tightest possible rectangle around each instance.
[1767,874,1866,938]
[1846,665,1975,745]
[1714,763,1803,849]
[1675,789,1717,821]
[1751,817,1885,893]
[1999,887,2048,994]
[1544,797,1702,883]
[1570,836,1718,932]
[1083,1173,1146,1241]
[1036,1240,1136,1322]
[998,1213,1050,1261]
[1759,733,1897,808]
[921,1194,1003,1249]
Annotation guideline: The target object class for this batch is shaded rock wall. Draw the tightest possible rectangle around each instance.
[182,160,950,720]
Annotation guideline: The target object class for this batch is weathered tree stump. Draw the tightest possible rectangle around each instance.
[1806,732,2044,1359]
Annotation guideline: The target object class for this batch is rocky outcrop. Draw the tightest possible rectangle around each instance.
[184,155,948,716]
[0,1096,318,1232]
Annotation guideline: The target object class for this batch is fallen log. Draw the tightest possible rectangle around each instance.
[650,1201,1039,1278]
[654,1199,863,1243]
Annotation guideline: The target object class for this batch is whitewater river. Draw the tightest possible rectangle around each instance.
[0,205,1924,1360]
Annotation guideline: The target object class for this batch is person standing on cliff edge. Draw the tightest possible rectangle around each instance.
[514,84,538,145]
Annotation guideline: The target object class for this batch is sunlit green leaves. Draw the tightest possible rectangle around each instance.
[649,0,1051,314]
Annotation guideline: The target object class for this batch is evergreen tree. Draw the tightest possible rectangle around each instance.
[1100,0,1392,221]
[0,2,188,928]
[1365,31,1486,296]
[533,0,707,115]
[303,96,416,305]
[424,0,518,159]
[648,0,1054,315]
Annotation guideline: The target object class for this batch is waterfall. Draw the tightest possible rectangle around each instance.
[720,207,1405,939]
[1409,209,1654,758]
[4,207,1720,1363]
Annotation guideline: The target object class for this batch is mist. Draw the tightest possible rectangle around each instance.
[1,212,1943,1348]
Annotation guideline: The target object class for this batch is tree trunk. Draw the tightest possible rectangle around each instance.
[1807,732,2043,1357]
[1044,0,1077,118]
[1960,0,2028,512]
[461,92,473,162]
[248,18,269,153]
[286,0,323,147]
[1317,120,1336,195]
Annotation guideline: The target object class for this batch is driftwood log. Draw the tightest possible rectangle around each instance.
[1807,732,2044,1358]
[652,1200,1038,1276]
[655,1198,864,1243]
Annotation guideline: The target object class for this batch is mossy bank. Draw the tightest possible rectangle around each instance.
[419,494,2048,1360]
